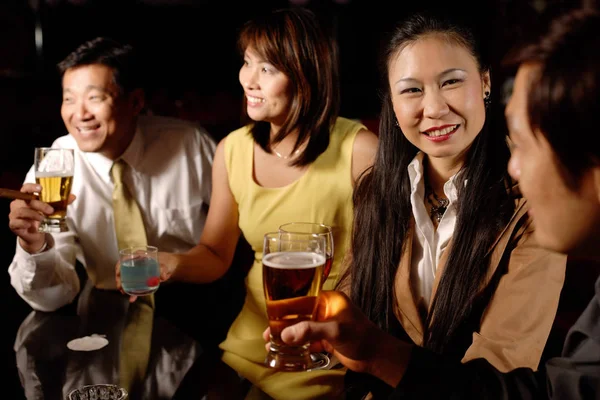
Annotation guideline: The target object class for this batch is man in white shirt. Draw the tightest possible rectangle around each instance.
[7,37,216,314]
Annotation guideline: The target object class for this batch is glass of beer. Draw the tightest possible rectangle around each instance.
[34,147,74,233]
[278,223,334,370]
[263,232,326,371]
[119,245,161,296]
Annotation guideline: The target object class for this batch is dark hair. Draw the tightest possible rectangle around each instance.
[237,7,340,167]
[57,37,141,95]
[505,8,600,186]
[347,12,514,355]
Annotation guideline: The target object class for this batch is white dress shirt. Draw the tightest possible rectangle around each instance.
[8,115,216,312]
[408,152,459,308]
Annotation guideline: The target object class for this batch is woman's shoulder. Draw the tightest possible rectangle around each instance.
[353,128,379,150]
[225,124,253,141]
[332,117,378,149]
[220,125,253,167]
[222,125,254,151]
[333,116,366,134]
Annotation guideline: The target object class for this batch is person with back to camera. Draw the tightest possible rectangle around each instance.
[117,7,379,400]
[264,10,571,399]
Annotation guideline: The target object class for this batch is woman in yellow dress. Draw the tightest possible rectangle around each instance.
[154,7,377,399]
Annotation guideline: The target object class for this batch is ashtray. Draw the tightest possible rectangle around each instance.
[67,384,127,399]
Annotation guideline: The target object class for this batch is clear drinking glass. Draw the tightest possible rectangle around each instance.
[119,245,160,296]
[34,147,74,233]
[278,222,334,370]
[263,231,326,371]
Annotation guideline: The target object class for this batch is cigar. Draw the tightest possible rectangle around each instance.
[0,188,38,201]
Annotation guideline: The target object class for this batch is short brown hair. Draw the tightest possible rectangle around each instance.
[237,7,340,166]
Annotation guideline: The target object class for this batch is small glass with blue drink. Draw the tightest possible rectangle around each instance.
[119,245,160,296]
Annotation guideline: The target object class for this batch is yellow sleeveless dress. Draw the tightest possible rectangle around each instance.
[219,117,364,400]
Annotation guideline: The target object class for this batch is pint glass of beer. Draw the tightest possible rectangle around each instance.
[278,223,335,370]
[263,231,326,371]
[34,148,74,233]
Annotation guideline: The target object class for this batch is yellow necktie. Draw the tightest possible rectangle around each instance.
[111,159,153,396]
[111,159,147,250]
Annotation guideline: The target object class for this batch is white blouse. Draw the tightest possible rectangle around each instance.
[407,153,460,308]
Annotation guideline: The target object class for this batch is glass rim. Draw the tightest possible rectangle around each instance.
[263,231,323,241]
[279,222,332,232]
[34,147,74,151]
[119,245,158,255]
[34,147,75,175]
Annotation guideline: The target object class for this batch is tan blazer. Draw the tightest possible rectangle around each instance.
[393,194,567,372]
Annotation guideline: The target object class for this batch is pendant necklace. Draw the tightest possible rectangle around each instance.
[272,146,301,160]
[425,183,449,223]
[271,140,306,160]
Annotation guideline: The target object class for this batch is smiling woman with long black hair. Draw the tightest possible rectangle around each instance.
[340,11,566,397]
[268,8,600,400]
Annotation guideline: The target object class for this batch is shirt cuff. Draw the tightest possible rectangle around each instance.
[16,234,55,261]
[31,241,48,254]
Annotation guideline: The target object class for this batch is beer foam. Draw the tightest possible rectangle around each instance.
[67,334,108,351]
[35,171,73,178]
[263,252,326,269]
[37,149,74,175]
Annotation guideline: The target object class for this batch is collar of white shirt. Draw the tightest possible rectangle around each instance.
[84,124,145,181]
[407,152,460,203]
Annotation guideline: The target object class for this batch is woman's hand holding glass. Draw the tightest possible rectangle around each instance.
[263,290,413,386]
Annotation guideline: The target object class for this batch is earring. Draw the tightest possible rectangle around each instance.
[394,119,399,128]
[484,91,491,108]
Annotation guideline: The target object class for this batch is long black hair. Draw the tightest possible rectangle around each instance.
[347,12,515,355]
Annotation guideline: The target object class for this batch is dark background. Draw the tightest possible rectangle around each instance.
[0,0,583,182]
[0,0,592,398]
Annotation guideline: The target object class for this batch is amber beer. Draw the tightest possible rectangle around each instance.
[35,174,73,219]
[34,147,75,232]
[263,251,325,369]
[323,255,333,281]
